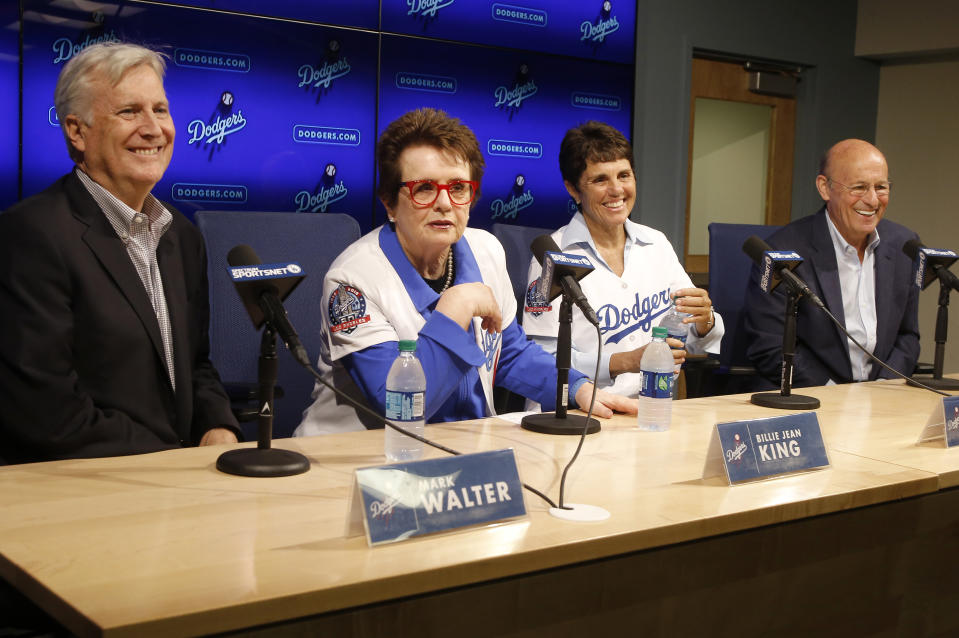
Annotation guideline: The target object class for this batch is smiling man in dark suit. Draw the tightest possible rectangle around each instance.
[0,42,238,464]
[744,139,920,388]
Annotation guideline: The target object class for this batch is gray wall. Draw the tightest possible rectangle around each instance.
[633,0,880,259]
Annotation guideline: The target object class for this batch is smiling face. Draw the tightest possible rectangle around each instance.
[382,145,472,276]
[816,140,889,251]
[64,63,174,211]
[566,158,636,234]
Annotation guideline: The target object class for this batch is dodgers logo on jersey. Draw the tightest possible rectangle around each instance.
[480,330,502,373]
[725,433,747,465]
[596,288,671,344]
[524,279,551,316]
[329,284,371,334]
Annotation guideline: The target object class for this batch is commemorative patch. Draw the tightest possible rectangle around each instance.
[524,279,551,316]
[329,284,371,334]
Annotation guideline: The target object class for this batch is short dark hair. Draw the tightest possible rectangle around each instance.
[558,121,633,186]
[376,108,485,208]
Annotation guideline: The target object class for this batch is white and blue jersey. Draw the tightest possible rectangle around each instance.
[523,212,724,397]
[296,224,584,435]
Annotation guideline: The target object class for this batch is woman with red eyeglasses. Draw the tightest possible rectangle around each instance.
[297,108,636,436]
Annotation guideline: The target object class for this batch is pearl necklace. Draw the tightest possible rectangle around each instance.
[439,249,454,293]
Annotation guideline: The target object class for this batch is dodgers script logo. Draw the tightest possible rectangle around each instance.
[407,0,455,18]
[580,1,620,44]
[52,31,119,64]
[329,284,370,334]
[295,181,349,213]
[187,91,246,148]
[494,79,538,109]
[489,190,534,221]
[298,58,352,90]
[597,288,671,344]
[524,279,551,317]
[481,330,501,373]
[725,433,748,465]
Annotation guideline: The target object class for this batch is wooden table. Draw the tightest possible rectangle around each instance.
[1,379,958,637]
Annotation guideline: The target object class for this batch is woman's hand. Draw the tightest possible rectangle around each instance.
[434,282,503,334]
[609,338,686,377]
[673,287,715,336]
[574,383,639,418]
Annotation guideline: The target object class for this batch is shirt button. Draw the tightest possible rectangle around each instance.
[133,215,145,224]
[621,282,627,289]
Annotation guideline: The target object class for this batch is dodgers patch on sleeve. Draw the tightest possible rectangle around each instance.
[524,278,551,316]
[329,284,371,334]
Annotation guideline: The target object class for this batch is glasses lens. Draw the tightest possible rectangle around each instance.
[409,181,437,205]
[448,181,474,204]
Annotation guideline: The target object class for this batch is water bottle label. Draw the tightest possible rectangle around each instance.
[385,390,424,421]
[640,371,672,399]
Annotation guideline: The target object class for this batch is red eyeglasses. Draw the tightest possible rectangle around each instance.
[400,179,478,206]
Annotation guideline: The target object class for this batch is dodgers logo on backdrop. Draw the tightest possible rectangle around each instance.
[489,177,534,221]
[187,91,247,147]
[524,280,551,316]
[494,64,538,110]
[329,284,370,334]
[596,288,671,344]
[298,58,352,89]
[395,72,457,94]
[171,183,247,204]
[407,0,455,18]
[571,92,622,111]
[51,31,119,64]
[491,3,548,26]
[580,1,620,43]
[294,180,349,213]
[725,433,748,464]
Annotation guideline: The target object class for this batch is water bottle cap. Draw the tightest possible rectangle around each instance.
[398,339,417,352]
[651,326,668,339]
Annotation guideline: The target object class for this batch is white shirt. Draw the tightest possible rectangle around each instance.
[825,213,880,381]
[523,212,724,397]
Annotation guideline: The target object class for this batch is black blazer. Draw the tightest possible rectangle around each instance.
[743,208,920,388]
[0,171,237,463]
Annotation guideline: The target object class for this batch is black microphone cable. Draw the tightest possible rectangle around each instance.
[296,353,562,509]
[556,323,602,510]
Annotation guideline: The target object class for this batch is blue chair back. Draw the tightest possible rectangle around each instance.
[196,211,361,438]
[708,222,781,373]
[491,222,554,323]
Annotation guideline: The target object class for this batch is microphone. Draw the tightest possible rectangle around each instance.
[742,235,824,308]
[227,245,311,366]
[902,238,959,292]
[530,234,599,326]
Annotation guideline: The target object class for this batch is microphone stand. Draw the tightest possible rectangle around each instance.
[217,325,311,477]
[522,291,600,435]
[911,277,959,390]
[751,287,820,410]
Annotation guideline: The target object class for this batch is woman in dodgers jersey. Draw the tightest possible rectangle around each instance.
[523,121,724,398]
[296,109,636,435]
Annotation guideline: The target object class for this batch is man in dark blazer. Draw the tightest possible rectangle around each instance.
[744,139,920,388]
[0,42,238,464]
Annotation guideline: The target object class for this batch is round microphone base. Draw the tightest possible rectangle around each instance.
[216,447,310,477]
[521,413,600,435]
[908,376,959,391]
[549,503,610,522]
[750,392,820,410]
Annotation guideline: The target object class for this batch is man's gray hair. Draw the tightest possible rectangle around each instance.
[54,42,168,161]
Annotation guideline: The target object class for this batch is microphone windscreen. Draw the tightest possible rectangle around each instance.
[531,234,560,266]
[227,244,261,268]
[742,235,772,265]
[902,238,923,261]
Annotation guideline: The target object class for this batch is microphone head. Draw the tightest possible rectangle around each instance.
[743,236,802,293]
[904,238,959,290]
[531,234,558,266]
[226,245,306,328]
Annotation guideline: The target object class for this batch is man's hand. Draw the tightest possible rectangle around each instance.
[199,427,239,446]
[574,383,639,418]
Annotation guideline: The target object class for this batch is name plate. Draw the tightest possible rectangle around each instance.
[703,412,829,484]
[347,449,527,546]
[916,396,959,447]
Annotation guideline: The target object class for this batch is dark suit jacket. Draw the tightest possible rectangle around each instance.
[743,208,920,388]
[0,171,238,464]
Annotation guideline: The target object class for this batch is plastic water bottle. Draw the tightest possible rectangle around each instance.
[638,326,673,432]
[384,339,426,461]
[658,296,690,398]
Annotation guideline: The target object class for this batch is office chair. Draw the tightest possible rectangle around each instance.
[196,211,361,438]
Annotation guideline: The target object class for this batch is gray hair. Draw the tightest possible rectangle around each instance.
[54,42,168,161]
